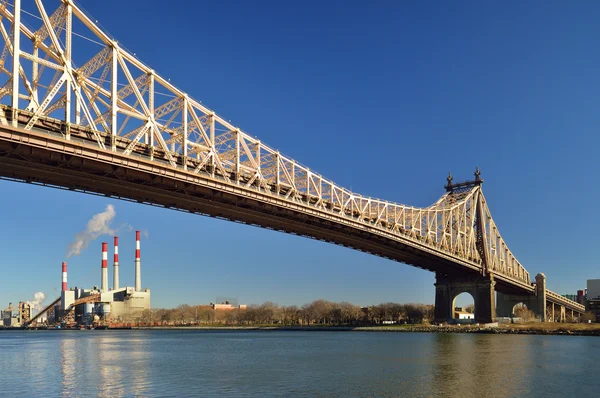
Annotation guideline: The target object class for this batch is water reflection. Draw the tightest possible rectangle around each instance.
[128,335,151,395]
[2,331,598,397]
[431,334,534,397]
[57,332,150,396]
[59,337,76,396]
[96,334,125,397]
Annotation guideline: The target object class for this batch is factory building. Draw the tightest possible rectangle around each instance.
[1,302,31,327]
[58,230,151,325]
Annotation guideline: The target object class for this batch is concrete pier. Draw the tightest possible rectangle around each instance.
[434,272,496,324]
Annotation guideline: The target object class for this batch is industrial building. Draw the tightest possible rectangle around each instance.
[1,302,31,327]
[25,230,151,327]
[60,231,151,325]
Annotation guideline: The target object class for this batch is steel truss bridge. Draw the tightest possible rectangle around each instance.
[0,0,584,322]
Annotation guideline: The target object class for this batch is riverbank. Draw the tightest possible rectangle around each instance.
[4,323,599,336]
[130,323,600,336]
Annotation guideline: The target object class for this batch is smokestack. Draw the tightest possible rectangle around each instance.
[62,262,67,292]
[135,230,141,292]
[113,236,119,290]
[101,242,108,293]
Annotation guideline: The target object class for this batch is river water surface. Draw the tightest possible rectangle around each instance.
[0,330,597,397]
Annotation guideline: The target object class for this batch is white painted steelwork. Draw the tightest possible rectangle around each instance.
[0,1,584,314]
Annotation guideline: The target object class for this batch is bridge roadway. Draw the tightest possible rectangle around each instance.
[0,107,585,320]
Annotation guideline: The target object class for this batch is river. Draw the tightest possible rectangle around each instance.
[0,330,597,397]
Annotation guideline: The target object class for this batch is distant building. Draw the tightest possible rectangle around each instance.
[587,280,600,301]
[211,301,246,311]
[587,280,600,322]
[1,302,31,327]
[454,310,474,320]
[577,290,585,305]
[54,285,150,325]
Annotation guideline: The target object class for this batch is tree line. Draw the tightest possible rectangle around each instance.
[131,300,435,326]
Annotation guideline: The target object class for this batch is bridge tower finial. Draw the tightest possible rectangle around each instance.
[444,172,453,192]
[474,166,483,185]
[445,168,483,193]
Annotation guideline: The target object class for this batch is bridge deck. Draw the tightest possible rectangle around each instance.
[0,110,533,294]
[0,120,584,314]
[0,110,585,314]
[546,289,585,313]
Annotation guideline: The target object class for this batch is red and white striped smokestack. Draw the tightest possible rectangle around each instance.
[101,242,108,293]
[113,236,120,290]
[62,262,67,292]
[135,230,141,292]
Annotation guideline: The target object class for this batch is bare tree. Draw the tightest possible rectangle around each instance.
[404,303,427,324]
[581,311,595,323]
[339,302,362,325]
[330,307,343,325]
[145,299,436,327]
[282,305,299,325]
[176,304,194,324]
[258,302,278,324]
[140,309,154,325]
[310,300,334,324]
[388,303,405,323]
[301,303,315,325]
[197,306,215,323]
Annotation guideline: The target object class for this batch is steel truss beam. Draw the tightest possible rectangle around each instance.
[0,0,566,296]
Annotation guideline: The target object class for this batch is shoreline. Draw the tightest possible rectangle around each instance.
[128,325,600,336]
[4,324,600,336]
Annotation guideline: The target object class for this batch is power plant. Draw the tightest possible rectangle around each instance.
[20,230,151,328]
[1,302,31,327]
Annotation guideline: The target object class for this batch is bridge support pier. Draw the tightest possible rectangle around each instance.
[547,302,565,322]
[549,303,566,322]
[536,273,547,321]
[497,273,548,321]
[496,292,538,318]
[434,272,496,324]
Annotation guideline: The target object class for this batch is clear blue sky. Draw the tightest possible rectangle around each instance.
[1,0,598,309]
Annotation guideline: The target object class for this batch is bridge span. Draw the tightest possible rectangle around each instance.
[0,0,584,322]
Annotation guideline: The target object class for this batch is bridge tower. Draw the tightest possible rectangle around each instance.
[434,168,496,324]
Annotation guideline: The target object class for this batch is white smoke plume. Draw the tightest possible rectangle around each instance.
[27,292,46,311]
[67,205,116,258]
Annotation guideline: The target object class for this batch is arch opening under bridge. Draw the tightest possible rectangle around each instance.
[452,292,475,323]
